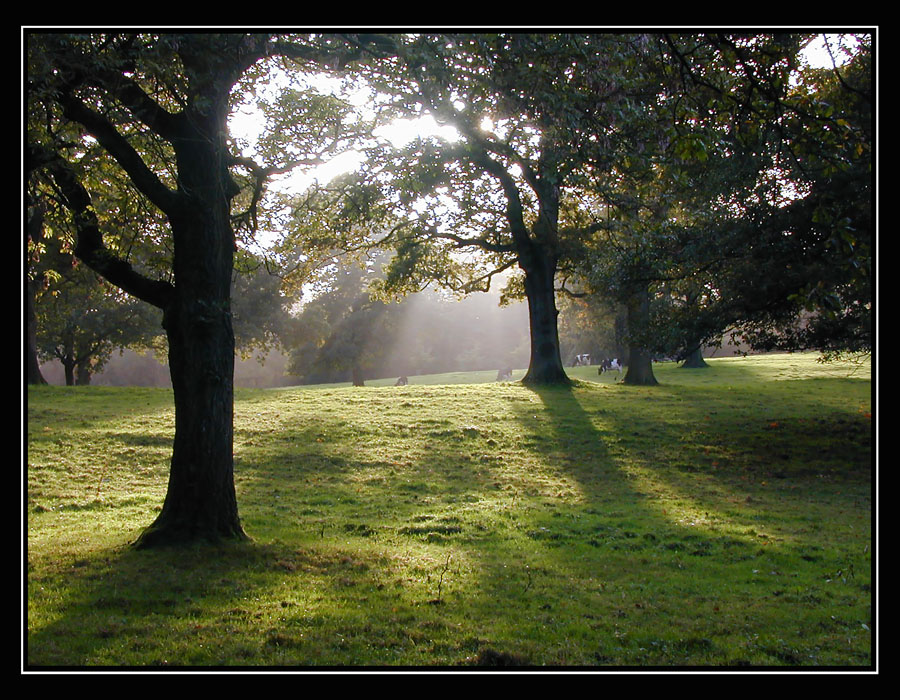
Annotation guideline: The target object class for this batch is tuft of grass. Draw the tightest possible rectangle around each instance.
[26,353,873,668]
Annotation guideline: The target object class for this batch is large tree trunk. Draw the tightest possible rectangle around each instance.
[35,66,248,548]
[521,256,569,385]
[623,345,658,386]
[134,115,245,549]
[680,346,709,368]
[622,288,658,386]
[135,291,243,548]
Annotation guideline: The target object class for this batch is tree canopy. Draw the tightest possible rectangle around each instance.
[25,30,873,546]
[271,32,872,385]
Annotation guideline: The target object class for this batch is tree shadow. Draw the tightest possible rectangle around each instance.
[26,371,871,667]
[480,377,873,664]
[514,375,870,543]
[25,530,413,667]
[231,401,496,540]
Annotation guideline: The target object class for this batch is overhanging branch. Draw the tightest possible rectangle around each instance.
[57,91,180,215]
[35,146,175,310]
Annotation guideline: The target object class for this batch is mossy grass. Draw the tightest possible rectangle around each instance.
[26,353,873,668]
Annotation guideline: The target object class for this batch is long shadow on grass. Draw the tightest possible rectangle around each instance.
[232,406,499,541]
[27,391,498,666]
[514,380,768,539]
[487,378,873,665]
[225,378,871,665]
[518,376,870,547]
[29,391,558,667]
[26,375,871,666]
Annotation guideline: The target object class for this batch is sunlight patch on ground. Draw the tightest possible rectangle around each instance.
[619,460,784,547]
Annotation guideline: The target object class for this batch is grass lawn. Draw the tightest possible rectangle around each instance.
[25,353,874,669]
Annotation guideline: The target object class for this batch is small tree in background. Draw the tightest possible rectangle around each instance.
[35,265,162,385]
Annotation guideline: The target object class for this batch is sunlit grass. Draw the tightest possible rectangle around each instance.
[26,353,873,668]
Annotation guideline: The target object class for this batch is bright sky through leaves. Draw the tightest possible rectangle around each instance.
[229,33,861,192]
[227,32,866,251]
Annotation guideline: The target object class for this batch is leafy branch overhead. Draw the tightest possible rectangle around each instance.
[28,33,398,307]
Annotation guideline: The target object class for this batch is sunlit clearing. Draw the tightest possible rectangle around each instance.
[621,461,792,547]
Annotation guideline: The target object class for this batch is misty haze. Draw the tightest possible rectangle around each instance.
[38,288,532,389]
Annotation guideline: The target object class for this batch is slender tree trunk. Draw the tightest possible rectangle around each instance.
[26,283,47,385]
[61,335,76,386]
[62,358,76,386]
[351,365,366,387]
[521,257,569,385]
[622,288,658,386]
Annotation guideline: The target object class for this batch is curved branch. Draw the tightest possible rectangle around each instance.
[106,77,182,141]
[266,33,398,71]
[57,90,180,215]
[457,258,519,293]
[432,226,517,255]
[34,146,175,310]
[457,144,532,247]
